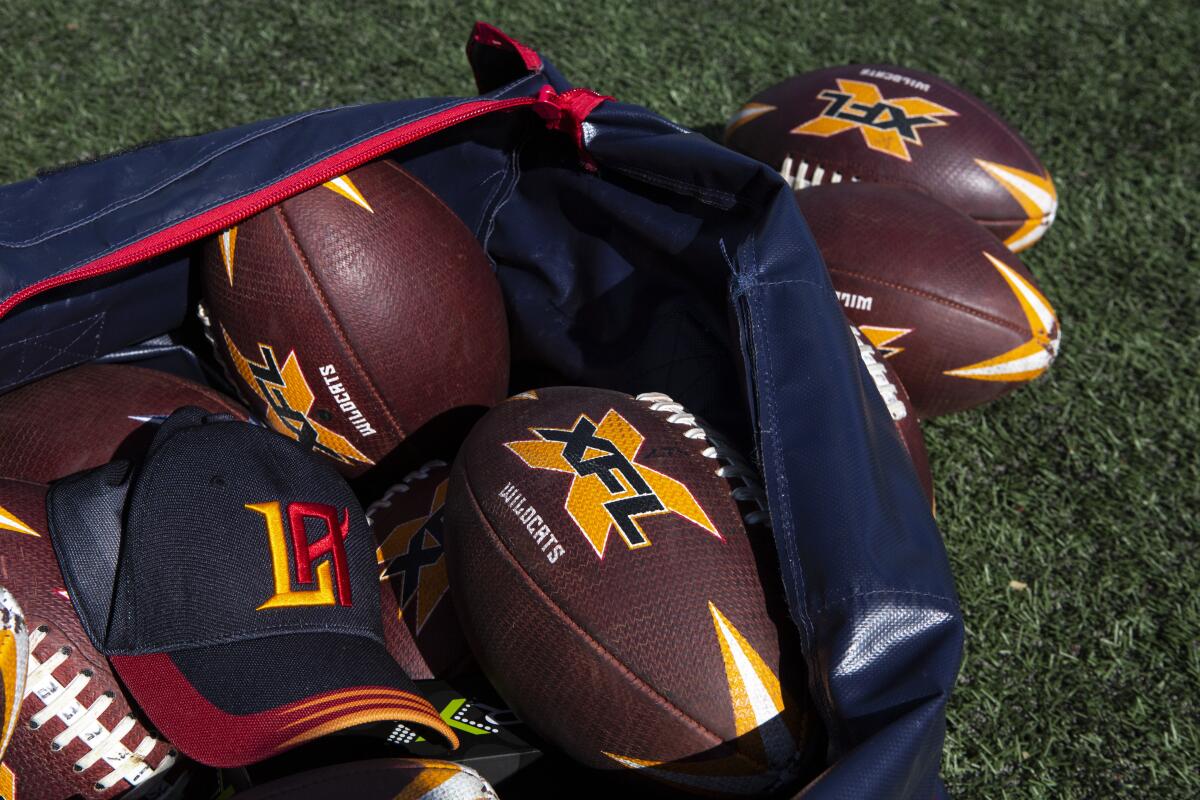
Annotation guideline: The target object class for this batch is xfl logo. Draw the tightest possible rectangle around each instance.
[250,501,353,610]
[375,480,450,634]
[220,328,372,467]
[793,79,957,161]
[506,409,720,559]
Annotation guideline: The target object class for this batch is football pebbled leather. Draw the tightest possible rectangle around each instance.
[0,478,177,799]
[726,64,1057,252]
[798,183,1060,418]
[201,158,509,478]
[444,388,820,796]
[0,364,247,484]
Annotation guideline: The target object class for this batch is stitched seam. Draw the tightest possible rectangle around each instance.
[607,163,742,209]
[21,313,104,378]
[749,288,808,643]
[475,159,516,242]
[815,589,959,614]
[0,313,103,354]
[103,625,386,656]
[826,266,1032,338]
[980,216,1051,225]
[740,278,824,290]
[0,314,105,392]
[10,82,543,278]
[274,204,406,440]
[480,144,524,254]
[460,469,740,752]
[3,108,337,247]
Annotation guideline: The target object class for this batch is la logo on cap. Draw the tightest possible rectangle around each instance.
[248,501,353,610]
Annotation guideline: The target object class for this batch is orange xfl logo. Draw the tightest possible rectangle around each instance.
[250,501,353,610]
[506,410,721,559]
[221,327,372,467]
[793,79,957,161]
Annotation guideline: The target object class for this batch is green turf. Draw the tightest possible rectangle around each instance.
[1,1,1196,796]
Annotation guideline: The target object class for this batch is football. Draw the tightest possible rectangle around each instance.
[443,387,820,795]
[200,158,510,478]
[0,586,28,764]
[0,477,178,799]
[725,64,1057,252]
[0,363,248,484]
[234,758,497,800]
[850,325,934,506]
[367,460,474,680]
[797,183,1060,417]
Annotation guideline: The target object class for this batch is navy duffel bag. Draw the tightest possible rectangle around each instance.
[0,23,962,799]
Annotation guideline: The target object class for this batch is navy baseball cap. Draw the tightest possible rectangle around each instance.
[46,407,457,767]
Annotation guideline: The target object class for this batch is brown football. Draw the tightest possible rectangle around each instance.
[443,388,820,795]
[0,363,247,484]
[798,183,1061,418]
[725,64,1057,252]
[849,325,934,507]
[367,460,474,681]
[0,477,178,799]
[200,158,509,477]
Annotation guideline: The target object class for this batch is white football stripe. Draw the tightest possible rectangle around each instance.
[0,508,35,536]
[993,260,1058,334]
[949,348,1053,377]
[724,103,776,132]
[712,611,795,769]
[1006,218,1051,251]
[981,162,1057,218]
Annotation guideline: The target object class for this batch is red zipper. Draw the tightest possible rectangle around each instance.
[0,96,538,321]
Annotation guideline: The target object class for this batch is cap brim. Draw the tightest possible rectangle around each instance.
[110,632,458,767]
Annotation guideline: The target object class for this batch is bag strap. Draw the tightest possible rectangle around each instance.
[467,22,544,93]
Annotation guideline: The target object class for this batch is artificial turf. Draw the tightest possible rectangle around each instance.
[1,1,1196,797]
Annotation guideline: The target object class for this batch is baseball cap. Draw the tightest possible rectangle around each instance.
[46,407,458,767]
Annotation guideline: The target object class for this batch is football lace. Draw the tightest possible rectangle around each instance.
[26,625,176,791]
[365,459,447,523]
[780,155,858,190]
[849,325,909,422]
[635,392,771,528]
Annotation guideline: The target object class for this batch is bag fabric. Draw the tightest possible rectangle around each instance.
[0,23,962,798]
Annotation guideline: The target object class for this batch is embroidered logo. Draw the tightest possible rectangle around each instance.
[220,327,373,467]
[792,79,957,161]
[505,409,720,559]
[250,501,353,610]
